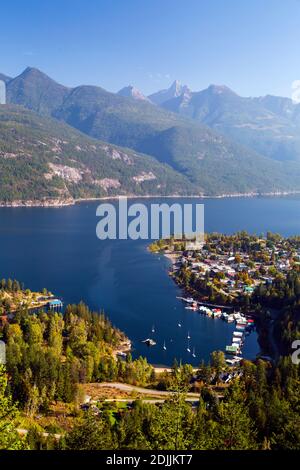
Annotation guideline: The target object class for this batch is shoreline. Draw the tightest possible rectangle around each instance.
[1,189,300,208]
[112,340,132,359]
[163,252,180,264]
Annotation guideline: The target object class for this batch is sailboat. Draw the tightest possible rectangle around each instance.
[187,339,191,353]
[192,347,196,358]
[163,341,167,351]
[178,322,182,327]
[151,325,155,333]
[187,331,191,339]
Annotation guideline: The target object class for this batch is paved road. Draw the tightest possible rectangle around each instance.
[103,398,199,404]
[154,366,199,374]
[90,382,200,398]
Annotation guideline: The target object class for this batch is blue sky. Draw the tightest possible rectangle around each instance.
[1,0,300,97]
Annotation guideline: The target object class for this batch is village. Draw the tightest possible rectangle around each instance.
[150,232,300,361]
[161,232,299,300]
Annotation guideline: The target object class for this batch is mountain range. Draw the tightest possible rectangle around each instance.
[148,80,191,105]
[1,67,300,203]
[158,82,300,163]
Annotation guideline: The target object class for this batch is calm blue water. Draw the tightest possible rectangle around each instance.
[1,196,300,366]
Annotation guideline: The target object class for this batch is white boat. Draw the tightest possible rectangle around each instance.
[187,331,191,339]
[117,351,127,358]
[233,331,243,337]
[233,312,243,320]
[187,339,191,353]
[225,358,235,365]
[233,356,243,363]
[226,357,241,365]
[163,341,167,351]
[232,338,242,344]
[199,306,213,317]
[226,344,240,354]
[192,347,196,358]
[182,297,194,304]
[226,314,235,323]
[178,322,182,327]
[151,325,155,333]
[142,338,156,346]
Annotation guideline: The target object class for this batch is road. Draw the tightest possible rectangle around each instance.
[103,398,199,404]
[94,382,200,398]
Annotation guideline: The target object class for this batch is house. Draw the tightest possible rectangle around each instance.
[237,263,248,271]
[185,240,204,251]
[0,315,8,327]
[226,267,236,276]
[243,286,254,294]
[219,372,233,384]
[261,276,273,285]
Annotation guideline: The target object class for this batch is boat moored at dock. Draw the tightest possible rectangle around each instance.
[226,344,240,355]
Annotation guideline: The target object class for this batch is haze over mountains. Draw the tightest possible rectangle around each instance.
[1,67,300,203]
[148,80,191,105]
[157,81,300,163]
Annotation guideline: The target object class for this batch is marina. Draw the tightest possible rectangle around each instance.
[138,290,256,363]
[175,295,255,360]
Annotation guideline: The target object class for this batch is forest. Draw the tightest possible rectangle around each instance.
[1,356,300,450]
[0,274,300,450]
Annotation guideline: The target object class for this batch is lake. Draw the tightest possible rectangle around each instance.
[1,196,300,366]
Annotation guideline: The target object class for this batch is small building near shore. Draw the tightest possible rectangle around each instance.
[47,299,63,310]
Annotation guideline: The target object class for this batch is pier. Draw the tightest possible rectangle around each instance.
[176,296,234,311]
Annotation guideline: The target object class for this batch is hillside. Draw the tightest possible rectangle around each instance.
[2,68,300,197]
[6,67,70,116]
[148,125,300,195]
[50,84,300,195]
[160,84,300,163]
[252,95,300,127]
[0,105,198,204]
